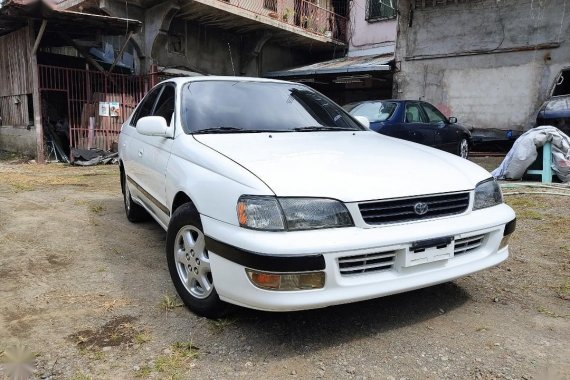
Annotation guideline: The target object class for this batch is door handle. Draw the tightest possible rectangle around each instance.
[138,149,143,157]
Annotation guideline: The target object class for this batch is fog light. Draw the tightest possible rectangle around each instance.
[246,269,325,291]
[499,234,511,250]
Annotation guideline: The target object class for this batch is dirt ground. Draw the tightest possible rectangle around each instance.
[0,154,569,380]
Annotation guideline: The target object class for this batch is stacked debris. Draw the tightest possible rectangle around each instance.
[70,148,118,166]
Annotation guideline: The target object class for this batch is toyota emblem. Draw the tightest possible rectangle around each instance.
[414,202,429,216]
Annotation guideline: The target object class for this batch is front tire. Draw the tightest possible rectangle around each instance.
[458,138,469,159]
[166,203,228,319]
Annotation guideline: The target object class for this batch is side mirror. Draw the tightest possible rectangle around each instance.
[354,115,370,129]
[448,116,458,124]
[136,116,173,138]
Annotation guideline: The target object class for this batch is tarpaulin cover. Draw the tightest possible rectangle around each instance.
[491,126,570,182]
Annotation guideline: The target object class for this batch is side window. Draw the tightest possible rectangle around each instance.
[404,103,424,123]
[422,103,447,124]
[153,85,175,126]
[130,87,161,127]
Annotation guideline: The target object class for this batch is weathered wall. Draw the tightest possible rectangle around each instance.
[94,0,324,76]
[0,28,36,155]
[0,28,32,97]
[0,126,36,156]
[150,18,314,76]
[348,0,397,56]
[394,0,570,130]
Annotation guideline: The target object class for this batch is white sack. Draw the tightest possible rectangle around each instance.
[491,126,570,182]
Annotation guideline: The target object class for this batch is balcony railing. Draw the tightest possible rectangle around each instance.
[215,0,347,43]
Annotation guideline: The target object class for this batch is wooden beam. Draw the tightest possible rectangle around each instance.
[31,19,47,55]
[28,20,45,164]
[57,31,107,74]
[108,31,133,74]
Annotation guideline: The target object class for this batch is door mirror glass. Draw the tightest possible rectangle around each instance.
[136,116,173,138]
[449,116,458,124]
[354,115,370,129]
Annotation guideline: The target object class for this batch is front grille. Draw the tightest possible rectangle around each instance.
[454,234,485,255]
[338,251,396,276]
[359,192,470,225]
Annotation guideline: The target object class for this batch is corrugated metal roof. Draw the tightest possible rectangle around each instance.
[265,53,394,78]
[0,0,141,37]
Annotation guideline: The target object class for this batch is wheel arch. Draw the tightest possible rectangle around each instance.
[172,191,195,215]
[119,160,125,194]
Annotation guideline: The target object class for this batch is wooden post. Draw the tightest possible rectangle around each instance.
[29,20,45,164]
[108,31,134,74]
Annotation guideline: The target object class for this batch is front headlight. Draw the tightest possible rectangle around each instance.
[473,178,503,210]
[237,196,353,231]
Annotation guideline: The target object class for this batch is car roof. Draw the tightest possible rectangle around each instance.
[158,76,293,86]
[345,99,418,106]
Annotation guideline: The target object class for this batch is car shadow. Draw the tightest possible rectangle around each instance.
[224,281,470,357]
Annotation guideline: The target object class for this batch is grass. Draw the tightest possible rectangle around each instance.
[516,209,544,220]
[68,372,92,380]
[89,203,105,214]
[537,306,569,319]
[505,197,543,209]
[134,332,151,345]
[558,280,570,300]
[0,164,119,193]
[153,342,199,376]
[160,294,183,312]
[134,366,152,378]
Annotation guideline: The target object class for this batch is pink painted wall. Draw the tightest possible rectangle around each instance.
[348,0,397,54]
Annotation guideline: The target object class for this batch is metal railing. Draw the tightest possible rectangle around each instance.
[215,0,348,43]
[39,64,158,152]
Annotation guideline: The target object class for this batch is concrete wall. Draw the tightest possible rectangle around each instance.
[96,0,326,76]
[151,18,313,77]
[348,0,397,56]
[394,0,570,131]
[0,126,36,156]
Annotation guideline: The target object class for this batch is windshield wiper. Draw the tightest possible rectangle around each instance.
[292,125,357,132]
[193,127,284,134]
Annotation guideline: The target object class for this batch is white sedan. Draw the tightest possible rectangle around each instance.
[118,77,516,318]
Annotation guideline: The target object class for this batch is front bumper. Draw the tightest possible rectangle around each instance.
[203,204,516,311]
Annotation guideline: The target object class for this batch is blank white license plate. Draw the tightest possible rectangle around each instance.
[404,237,454,267]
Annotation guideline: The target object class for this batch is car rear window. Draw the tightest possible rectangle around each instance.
[181,81,363,133]
[349,101,398,122]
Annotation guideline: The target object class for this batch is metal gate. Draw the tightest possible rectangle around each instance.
[38,65,157,152]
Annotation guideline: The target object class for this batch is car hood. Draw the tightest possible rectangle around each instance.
[193,131,491,202]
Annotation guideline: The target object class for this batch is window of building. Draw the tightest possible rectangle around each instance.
[366,0,397,22]
[264,0,277,12]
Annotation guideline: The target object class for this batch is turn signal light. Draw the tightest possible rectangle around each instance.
[499,234,511,250]
[246,270,325,291]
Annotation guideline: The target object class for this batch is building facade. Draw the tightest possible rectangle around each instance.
[58,0,349,77]
[266,0,398,105]
[394,0,570,131]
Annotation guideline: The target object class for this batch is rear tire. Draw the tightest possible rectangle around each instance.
[458,138,469,159]
[121,170,149,222]
[166,202,229,319]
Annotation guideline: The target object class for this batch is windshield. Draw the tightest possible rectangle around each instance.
[182,81,364,133]
[349,101,398,123]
